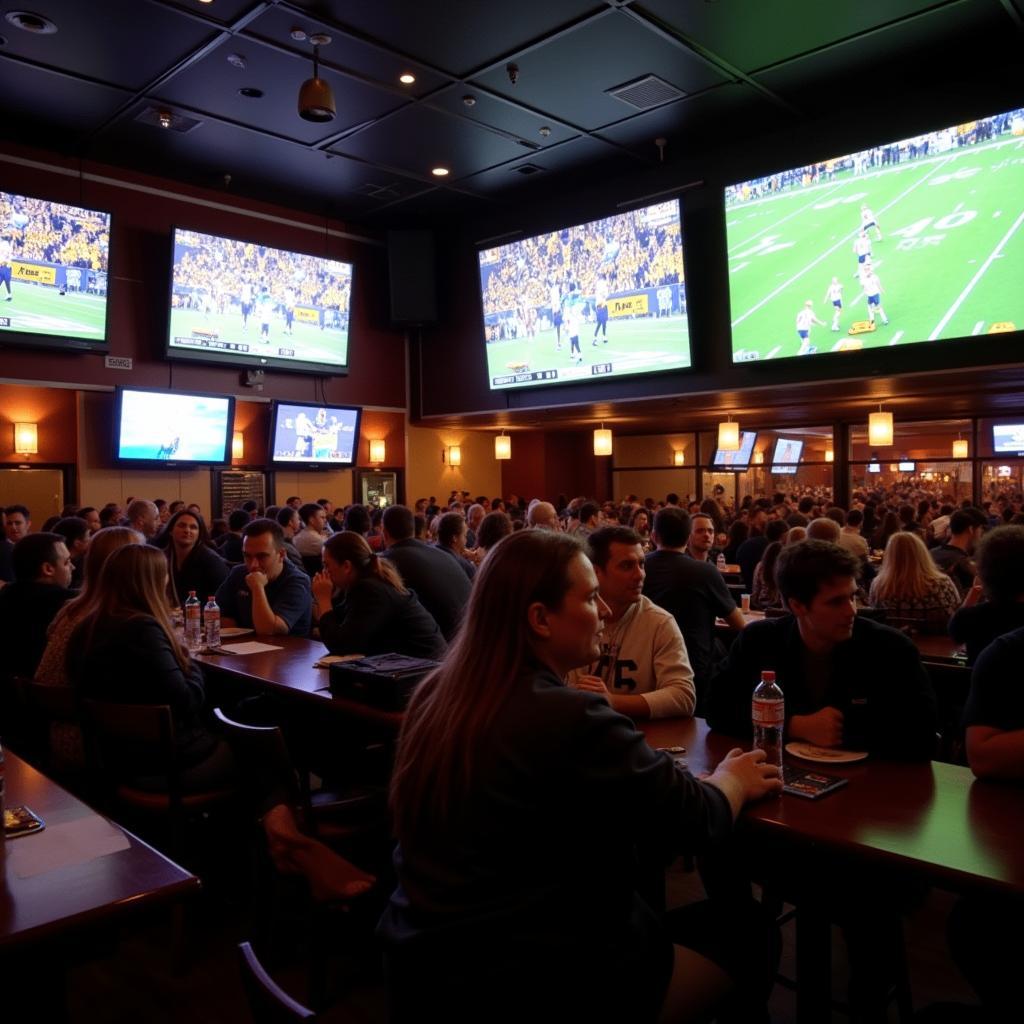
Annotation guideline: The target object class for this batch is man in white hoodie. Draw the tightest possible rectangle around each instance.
[567,526,696,719]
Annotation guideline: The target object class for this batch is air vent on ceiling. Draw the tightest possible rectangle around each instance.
[514,163,543,176]
[354,182,404,199]
[135,107,202,133]
[606,74,684,110]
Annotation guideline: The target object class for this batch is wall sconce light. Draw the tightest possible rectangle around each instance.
[442,445,462,467]
[717,414,739,451]
[952,437,968,459]
[889,463,899,473]
[495,432,511,460]
[825,447,835,463]
[14,422,38,454]
[232,430,244,461]
[752,451,764,465]
[868,405,894,447]
[593,425,613,457]
[672,449,685,466]
[369,439,386,464]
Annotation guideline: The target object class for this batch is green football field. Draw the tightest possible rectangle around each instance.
[486,314,691,389]
[0,282,107,340]
[727,133,1024,360]
[169,307,348,366]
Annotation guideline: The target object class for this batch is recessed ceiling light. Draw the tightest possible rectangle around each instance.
[158,110,173,129]
[238,87,264,99]
[431,166,449,177]
[226,53,247,70]
[399,72,415,85]
[5,10,58,34]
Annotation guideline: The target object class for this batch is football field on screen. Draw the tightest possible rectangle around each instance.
[0,282,106,341]
[485,314,691,387]
[727,134,1024,361]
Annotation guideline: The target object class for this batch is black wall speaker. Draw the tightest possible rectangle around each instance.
[388,230,437,324]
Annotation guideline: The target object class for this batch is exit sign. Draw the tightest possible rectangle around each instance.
[104,356,133,370]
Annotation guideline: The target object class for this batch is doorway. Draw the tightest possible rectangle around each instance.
[0,467,65,522]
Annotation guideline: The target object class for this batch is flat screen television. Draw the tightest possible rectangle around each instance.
[712,430,758,469]
[867,463,881,473]
[771,437,804,473]
[478,199,690,390]
[992,423,1024,456]
[725,105,1024,363]
[166,227,354,375]
[269,401,361,468]
[113,387,234,466]
[0,188,111,353]
[898,461,916,472]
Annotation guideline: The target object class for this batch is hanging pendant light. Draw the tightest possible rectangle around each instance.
[298,35,336,122]
[593,424,613,457]
[868,405,893,447]
[495,432,511,460]
[952,436,968,459]
[718,414,739,452]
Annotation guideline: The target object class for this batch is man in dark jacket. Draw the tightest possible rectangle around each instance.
[380,505,471,641]
[708,539,937,758]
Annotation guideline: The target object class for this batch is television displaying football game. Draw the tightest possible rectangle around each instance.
[167,228,354,374]
[269,401,361,466]
[113,387,233,466]
[478,200,690,390]
[726,106,1024,363]
[0,189,111,352]
[993,423,1024,456]
[712,430,758,469]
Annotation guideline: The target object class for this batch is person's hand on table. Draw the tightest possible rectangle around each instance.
[707,748,783,816]
[570,673,610,696]
[790,707,844,747]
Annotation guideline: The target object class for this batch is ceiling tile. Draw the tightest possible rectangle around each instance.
[286,0,604,76]
[0,0,221,90]
[469,9,730,131]
[151,36,409,143]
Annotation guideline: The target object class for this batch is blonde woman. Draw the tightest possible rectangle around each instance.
[868,531,960,633]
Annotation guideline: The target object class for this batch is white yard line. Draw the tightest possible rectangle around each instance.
[889,330,905,346]
[764,345,781,359]
[972,321,985,335]
[732,157,954,327]
[929,208,1024,340]
[727,184,844,254]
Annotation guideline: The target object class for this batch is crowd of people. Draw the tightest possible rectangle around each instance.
[1,193,109,271]
[1,478,1022,1022]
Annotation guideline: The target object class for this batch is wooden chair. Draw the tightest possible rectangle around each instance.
[237,941,317,1023]
[80,700,235,855]
[25,680,85,783]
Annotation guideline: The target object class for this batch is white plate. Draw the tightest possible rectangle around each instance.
[219,627,254,638]
[785,742,868,764]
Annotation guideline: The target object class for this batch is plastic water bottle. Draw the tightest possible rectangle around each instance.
[752,670,785,769]
[184,591,202,651]
[204,595,220,649]
[716,552,726,570]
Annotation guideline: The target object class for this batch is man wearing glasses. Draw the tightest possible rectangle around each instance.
[216,518,312,636]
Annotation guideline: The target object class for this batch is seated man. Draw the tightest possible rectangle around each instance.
[567,526,695,719]
[526,500,560,531]
[684,512,721,563]
[217,508,251,564]
[380,505,471,641]
[293,502,329,559]
[216,519,311,636]
[126,498,160,541]
[0,531,74,678]
[931,507,984,595]
[707,539,937,758]
[643,507,744,712]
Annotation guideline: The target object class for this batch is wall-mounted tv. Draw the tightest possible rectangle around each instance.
[712,430,758,469]
[269,401,361,469]
[993,423,1024,456]
[771,437,804,472]
[167,228,354,375]
[478,200,690,390]
[113,387,234,467]
[726,105,1024,363]
[867,463,881,473]
[0,189,111,353]
[898,461,916,472]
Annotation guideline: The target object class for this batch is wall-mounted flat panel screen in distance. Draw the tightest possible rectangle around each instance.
[726,107,1024,363]
[113,387,233,466]
[479,200,690,390]
[993,423,1024,456]
[269,401,361,468]
[712,430,758,470]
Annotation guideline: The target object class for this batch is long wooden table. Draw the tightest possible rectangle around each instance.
[1,751,199,951]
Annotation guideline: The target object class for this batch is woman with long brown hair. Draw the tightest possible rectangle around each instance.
[312,530,446,659]
[159,508,229,607]
[380,529,781,1022]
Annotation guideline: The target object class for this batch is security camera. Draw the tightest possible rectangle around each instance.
[506,62,519,86]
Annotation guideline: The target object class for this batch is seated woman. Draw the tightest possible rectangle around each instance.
[750,540,783,610]
[629,507,653,551]
[473,509,512,561]
[868,531,961,633]
[379,529,781,1022]
[161,508,229,608]
[312,531,447,660]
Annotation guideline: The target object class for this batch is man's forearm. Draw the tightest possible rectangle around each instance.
[250,587,285,634]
